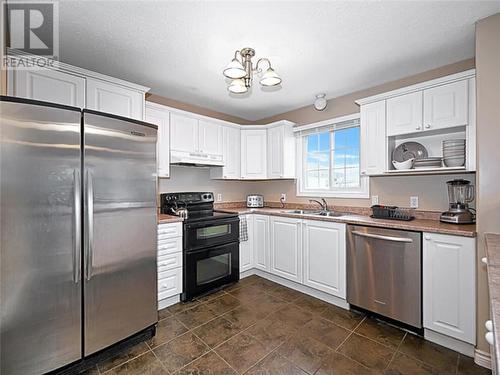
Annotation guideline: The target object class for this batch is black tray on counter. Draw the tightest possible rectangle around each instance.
[371,205,415,221]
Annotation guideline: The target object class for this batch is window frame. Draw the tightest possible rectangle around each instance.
[295,114,369,199]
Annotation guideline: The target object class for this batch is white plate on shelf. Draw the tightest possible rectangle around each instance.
[393,142,428,163]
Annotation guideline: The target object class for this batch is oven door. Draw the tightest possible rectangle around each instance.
[183,242,239,301]
[184,217,239,251]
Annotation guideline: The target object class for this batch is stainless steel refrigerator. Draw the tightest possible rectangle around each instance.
[0,96,158,375]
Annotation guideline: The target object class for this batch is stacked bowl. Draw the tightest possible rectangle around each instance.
[443,139,466,167]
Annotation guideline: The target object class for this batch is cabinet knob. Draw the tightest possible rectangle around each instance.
[486,320,494,332]
[424,235,431,241]
[482,257,488,265]
[425,124,431,129]
[416,126,421,130]
[361,171,366,175]
[486,331,495,346]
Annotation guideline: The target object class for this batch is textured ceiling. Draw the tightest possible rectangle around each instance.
[58,1,500,121]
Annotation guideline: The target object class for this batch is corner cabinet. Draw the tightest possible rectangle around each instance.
[7,54,149,120]
[270,216,302,283]
[145,102,170,178]
[241,129,267,179]
[360,101,386,176]
[423,232,476,344]
[302,220,346,298]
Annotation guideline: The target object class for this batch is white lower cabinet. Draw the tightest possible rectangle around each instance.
[270,216,302,283]
[302,220,346,298]
[157,223,183,303]
[423,232,476,344]
[254,215,270,271]
[239,215,254,272]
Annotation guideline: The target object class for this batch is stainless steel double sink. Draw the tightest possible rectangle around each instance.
[280,209,345,217]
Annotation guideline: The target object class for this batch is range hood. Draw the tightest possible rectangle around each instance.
[170,150,224,167]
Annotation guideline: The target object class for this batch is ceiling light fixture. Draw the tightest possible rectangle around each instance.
[313,93,327,111]
[223,47,281,94]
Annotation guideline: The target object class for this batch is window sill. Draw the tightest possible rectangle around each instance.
[296,190,370,199]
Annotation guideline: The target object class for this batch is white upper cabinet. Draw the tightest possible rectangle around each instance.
[423,232,476,344]
[170,113,198,153]
[241,129,267,179]
[267,122,295,179]
[254,215,270,272]
[86,78,144,120]
[360,101,386,176]
[7,54,149,120]
[270,216,302,283]
[198,120,223,155]
[10,68,85,108]
[423,80,468,131]
[212,126,241,179]
[239,215,254,273]
[302,220,346,298]
[145,103,170,178]
[387,91,423,136]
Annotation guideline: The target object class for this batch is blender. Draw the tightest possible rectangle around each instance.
[440,179,476,224]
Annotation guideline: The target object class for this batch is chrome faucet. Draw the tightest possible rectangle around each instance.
[309,198,328,212]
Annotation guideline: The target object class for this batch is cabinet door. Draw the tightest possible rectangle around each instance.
[223,126,241,178]
[145,104,170,178]
[360,101,386,175]
[387,91,423,136]
[241,129,267,179]
[254,215,270,271]
[423,233,475,344]
[86,78,143,120]
[239,215,254,272]
[12,68,85,107]
[267,126,284,179]
[170,113,198,153]
[423,80,468,131]
[199,120,223,155]
[303,220,346,298]
[270,216,302,283]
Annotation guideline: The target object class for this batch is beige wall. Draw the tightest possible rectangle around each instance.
[158,166,258,202]
[255,59,475,125]
[146,93,252,125]
[476,12,500,354]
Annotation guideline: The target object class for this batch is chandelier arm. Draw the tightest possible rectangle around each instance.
[254,58,272,73]
[234,50,243,64]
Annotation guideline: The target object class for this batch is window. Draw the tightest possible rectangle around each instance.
[296,115,368,198]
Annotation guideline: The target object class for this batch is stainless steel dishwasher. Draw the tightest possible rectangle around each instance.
[347,224,422,328]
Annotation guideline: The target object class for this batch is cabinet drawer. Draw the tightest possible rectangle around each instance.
[158,252,182,272]
[158,223,182,239]
[158,268,182,300]
[158,237,182,255]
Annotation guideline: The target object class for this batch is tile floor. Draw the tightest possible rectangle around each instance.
[83,275,491,374]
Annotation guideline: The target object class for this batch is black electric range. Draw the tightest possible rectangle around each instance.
[160,192,240,301]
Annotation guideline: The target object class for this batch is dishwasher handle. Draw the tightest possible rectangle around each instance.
[351,230,413,243]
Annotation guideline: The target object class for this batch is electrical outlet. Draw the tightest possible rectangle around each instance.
[410,196,419,209]
[280,193,286,201]
[371,195,379,205]
[217,193,222,202]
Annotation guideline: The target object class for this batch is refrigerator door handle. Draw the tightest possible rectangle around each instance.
[73,169,81,283]
[85,170,94,281]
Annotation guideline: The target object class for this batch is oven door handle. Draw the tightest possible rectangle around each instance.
[351,230,413,243]
[184,217,239,229]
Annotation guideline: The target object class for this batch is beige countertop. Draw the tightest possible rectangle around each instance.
[157,214,183,224]
[219,207,477,238]
[485,233,500,374]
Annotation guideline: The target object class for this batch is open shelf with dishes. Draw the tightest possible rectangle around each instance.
[385,125,474,175]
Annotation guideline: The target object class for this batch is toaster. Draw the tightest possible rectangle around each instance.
[247,195,264,208]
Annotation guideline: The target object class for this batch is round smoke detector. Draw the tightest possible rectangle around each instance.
[314,93,327,111]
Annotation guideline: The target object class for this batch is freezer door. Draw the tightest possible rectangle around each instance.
[83,111,157,355]
[0,97,82,374]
